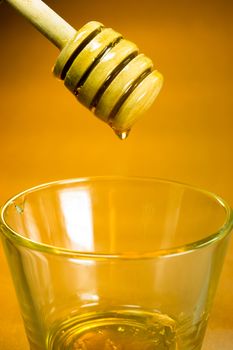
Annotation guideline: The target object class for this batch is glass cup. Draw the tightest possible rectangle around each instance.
[0,177,232,350]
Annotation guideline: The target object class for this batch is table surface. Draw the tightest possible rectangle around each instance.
[0,0,233,349]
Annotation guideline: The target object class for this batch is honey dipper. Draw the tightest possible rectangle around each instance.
[5,0,163,138]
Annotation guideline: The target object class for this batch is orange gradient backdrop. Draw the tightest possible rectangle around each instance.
[0,0,233,349]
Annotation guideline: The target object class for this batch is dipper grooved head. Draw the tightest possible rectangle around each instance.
[54,21,163,135]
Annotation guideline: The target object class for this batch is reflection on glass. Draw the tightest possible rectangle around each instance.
[60,189,93,251]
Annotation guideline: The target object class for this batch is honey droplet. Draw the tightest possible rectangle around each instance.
[113,129,130,140]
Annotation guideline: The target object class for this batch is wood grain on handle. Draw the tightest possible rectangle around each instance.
[5,0,75,48]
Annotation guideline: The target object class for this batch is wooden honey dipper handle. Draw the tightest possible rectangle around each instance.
[5,0,163,138]
[6,0,75,49]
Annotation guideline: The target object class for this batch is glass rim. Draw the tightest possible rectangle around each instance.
[1,176,233,259]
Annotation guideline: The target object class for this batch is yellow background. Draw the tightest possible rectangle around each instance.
[0,0,233,348]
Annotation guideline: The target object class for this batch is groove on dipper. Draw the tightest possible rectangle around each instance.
[60,26,104,80]
[90,51,139,109]
[108,68,152,121]
[74,35,124,95]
